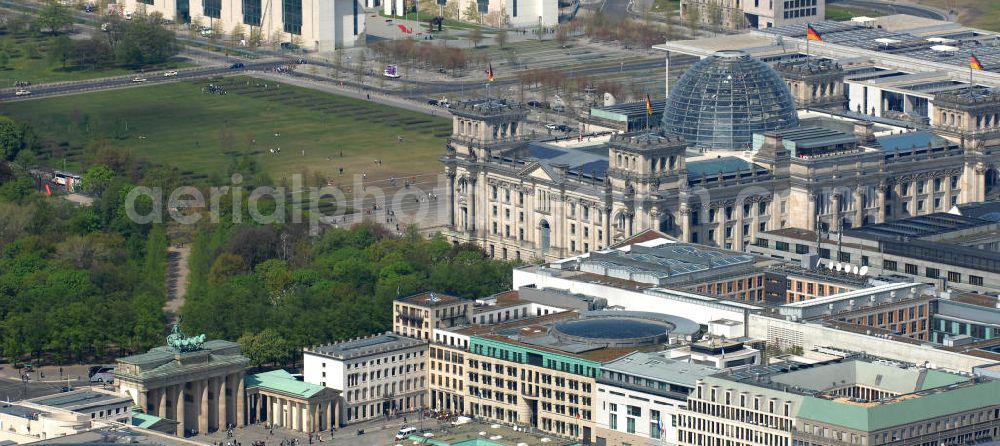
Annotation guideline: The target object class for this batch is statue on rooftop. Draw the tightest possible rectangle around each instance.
[167,323,207,353]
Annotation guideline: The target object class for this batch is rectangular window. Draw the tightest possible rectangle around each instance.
[609,413,617,430]
[904,263,918,275]
[926,268,939,279]
[283,0,302,34]
[512,0,518,16]
[795,244,809,254]
[884,260,897,271]
[775,241,789,252]
[948,271,961,283]
[243,0,262,25]
[353,0,359,35]
[627,405,641,417]
[970,275,984,286]
[626,417,636,434]
[203,0,221,18]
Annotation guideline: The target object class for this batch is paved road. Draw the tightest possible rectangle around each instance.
[827,0,950,20]
[3,61,282,102]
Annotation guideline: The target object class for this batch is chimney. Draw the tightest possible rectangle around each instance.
[854,121,875,143]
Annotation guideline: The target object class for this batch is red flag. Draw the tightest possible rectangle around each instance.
[971,54,984,71]
[487,63,494,82]
[44,183,52,197]
[645,94,653,116]
[397,24,412,34]
[806,24,822,42]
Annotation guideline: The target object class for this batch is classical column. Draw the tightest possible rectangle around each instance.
[679,203,690,243]
[853,187,864,228]
[157,388,167,419]
[324,401,332,430]
[807,193,817,231]
[876,184,887,223]
[176,385,186,437]
[305,402,313,433]
[219,375,228,429]
[944,173,954,210]
[199,379,209,434]
[831,194,842,232]
[447,173,456,228]
[138,390,148,414]
[734,201,745,251]
[236,373,246,427]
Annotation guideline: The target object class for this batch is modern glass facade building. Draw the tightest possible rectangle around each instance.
[662,50,799,150]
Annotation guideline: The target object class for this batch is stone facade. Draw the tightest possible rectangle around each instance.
[442,99,994,260]
[115,338,248,437]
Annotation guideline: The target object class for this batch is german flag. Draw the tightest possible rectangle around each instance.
[971,53,984,71]
[806,24,822,42]
[645,94,653,116]
[487,63,495,82]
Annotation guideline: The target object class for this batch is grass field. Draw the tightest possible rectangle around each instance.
[1,76,452,187]
[914,0,1000,32]
[825,5,885,21]
[0,33,191,85]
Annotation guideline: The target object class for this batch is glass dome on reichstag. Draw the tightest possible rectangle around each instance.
[661,50,799,150]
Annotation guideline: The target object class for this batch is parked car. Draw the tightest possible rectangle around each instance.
[427,99,440,106]
[544,123,559,130]
[163,70,178,77]
[552,104,566,112]
[89,366,114,383]
[557,124,572,132]
[526,100,543,108]
[295,58,307,64]
[132,76,146,83]
[15,89,31,96]
[230,62,245,69]
[394,427,417,441]
[280,42,300,50]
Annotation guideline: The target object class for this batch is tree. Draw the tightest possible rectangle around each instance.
[463,2,479,22]
[115,15,179,66]
[48,34,74,68]
[238,329,292,368]
[0,117,24,161]
[24,44,40,59]
[555,24,569,46]
[443,1,459,19]
[209,253,246,284]
[495,29,508,49]
[210,20,224,40]
[189,16,204,37]
[730,7,743,30]
[468,26,483,48]
[230,23,246,41]
[72,38,114,69]
[248,26,264,47]
[82,165,115,195]
[35,0,73,34]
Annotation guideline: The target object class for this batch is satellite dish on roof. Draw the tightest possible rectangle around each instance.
[834,263,843,272]
[859,266,869,276]
[826,261,834,270]
[852,265,860,275]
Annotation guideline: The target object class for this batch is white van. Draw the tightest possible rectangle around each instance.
[90,366,114,384]
[394,426,417,440]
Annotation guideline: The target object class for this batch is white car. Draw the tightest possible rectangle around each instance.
[163,70,178,77]
[15,89,31,96]
[132,77,147,83]
[544,123,559,130]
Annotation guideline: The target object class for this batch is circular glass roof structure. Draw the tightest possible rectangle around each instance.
[662,50,799,150]
[555,318,668,340]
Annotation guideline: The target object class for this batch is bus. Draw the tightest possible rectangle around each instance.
[53,171,82,192]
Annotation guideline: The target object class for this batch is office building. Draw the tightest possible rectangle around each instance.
[302,332,427,424]
[680,0,825,30]
[678,359,1000,446]
[119,0,365,51]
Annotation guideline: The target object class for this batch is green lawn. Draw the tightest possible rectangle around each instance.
[1,76,452,187]
[915,0,1000,32]
[825,5,884,21]
[0,33,191,84]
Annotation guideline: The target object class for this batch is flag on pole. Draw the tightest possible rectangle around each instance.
[645,94,653,116]
[487,63,495,82]
[971,54,984,71]
[806,24,822,42]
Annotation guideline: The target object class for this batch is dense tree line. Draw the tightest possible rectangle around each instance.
[0,163,168,363]
[182,222,516,368]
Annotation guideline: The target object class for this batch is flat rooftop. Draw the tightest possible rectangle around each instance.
[0,403,47,419]
[601,351,718,387]
[397,292,465,307]
[305,332,425,360]
[29,390,131,411]
[845,212,993,241]
[33,425,205,446]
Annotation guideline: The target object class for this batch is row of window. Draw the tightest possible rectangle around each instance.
[883,260,985,285]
